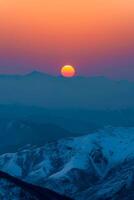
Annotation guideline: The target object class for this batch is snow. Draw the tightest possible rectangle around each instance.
[0,153,22,177]
[1,127,134,180]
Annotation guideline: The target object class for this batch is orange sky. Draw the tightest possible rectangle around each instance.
[0,0,134,78]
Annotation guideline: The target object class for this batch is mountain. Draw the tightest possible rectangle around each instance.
[0,170,72,200]
[0,127,134,199]
[0,71,133,109]
[1,104,134,154]
[0,118,73,154]
[0,104,134,133]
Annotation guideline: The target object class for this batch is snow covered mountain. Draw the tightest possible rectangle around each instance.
[0,127,134,199]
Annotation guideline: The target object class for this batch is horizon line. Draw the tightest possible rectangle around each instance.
[0,70,132,82]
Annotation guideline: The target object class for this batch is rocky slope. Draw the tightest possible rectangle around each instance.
[0,170,72,200]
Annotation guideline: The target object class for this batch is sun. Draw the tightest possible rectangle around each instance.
[61,65,76,78]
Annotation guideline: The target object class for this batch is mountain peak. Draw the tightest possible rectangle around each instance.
[25,71,55,79]
[27,70,46,76]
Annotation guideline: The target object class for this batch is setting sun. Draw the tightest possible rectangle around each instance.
[61,65,76,78]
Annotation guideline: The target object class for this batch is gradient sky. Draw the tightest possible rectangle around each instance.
[0,0,134,79]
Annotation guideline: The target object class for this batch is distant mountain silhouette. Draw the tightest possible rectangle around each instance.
[0,71,133,109]
[25,71,54,78]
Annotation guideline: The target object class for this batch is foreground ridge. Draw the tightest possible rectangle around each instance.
[0,170,72,200]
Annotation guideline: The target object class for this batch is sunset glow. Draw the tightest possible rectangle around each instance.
[0,0,134,78]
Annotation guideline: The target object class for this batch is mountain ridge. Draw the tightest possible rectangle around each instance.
[0,170,72,200]
[0,70,133,82]
[0,127,134,199]
[0,71,133,109]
